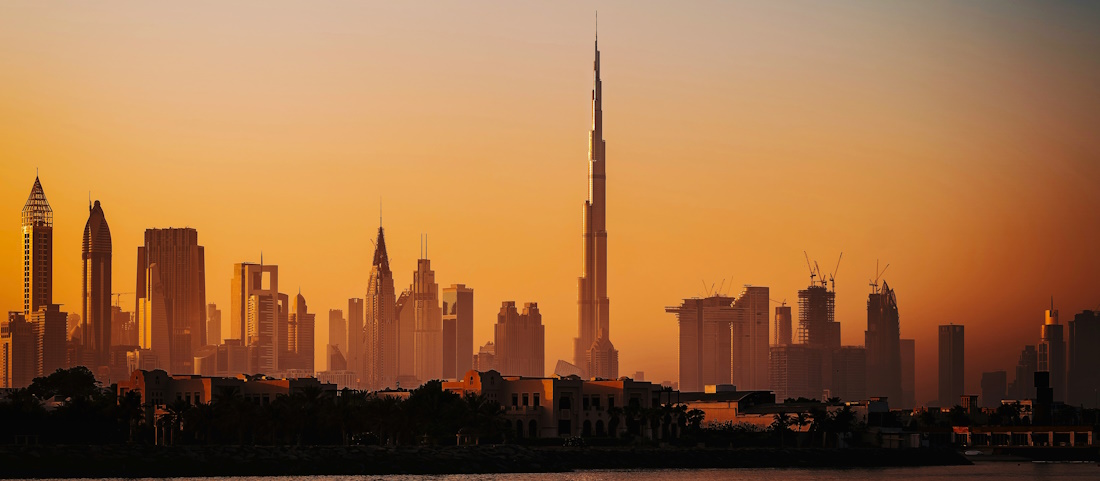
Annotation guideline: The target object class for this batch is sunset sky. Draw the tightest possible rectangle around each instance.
[2,1,1099,404]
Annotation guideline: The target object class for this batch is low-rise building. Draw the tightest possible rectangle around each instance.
[443,370,675,440]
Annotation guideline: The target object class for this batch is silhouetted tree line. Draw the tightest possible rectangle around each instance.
[0,368,700,447]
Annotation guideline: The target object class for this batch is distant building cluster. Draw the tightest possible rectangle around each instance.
[1,38,623,393]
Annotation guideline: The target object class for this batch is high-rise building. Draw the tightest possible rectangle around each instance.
[328,309,345,356]
[363,226,397,391]
[574,30,618,380]
[865,281,901,404]
[1068,310,1100,407]
[137,263,171,369]
[111,306,136,347]
[938,324,965,407]
[3,312,37,388]
[900,338,916,409]
[207,303,221,345]
[980,371,1008,408]
[798,283,839,349]
[474,341,495,372]
[774,304,792,346]
[769,344,822,401]
[81,200,112,371]
[136,228,206,374]
[326,344,347,371]
[1010,345,1038,400]
[442,284,474,381]
[287,292,315,373]
[230,263,278,342]
[831,346,867,402]
[229,262,281,374]
[666,287,770,392]
[31,304,67,377]
[23,177,52,317]
[494,302,545,377]
[347,298,364,382]
[1038,305,1066,402]
[411,257,442,383]
[395,288,415,382]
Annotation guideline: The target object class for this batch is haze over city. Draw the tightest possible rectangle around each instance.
[2,1,1100,406]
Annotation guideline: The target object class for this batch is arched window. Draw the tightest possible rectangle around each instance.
[595,420,606,436]
[529,420,537,439]
[582,420,592,437]
[516,420,524,439]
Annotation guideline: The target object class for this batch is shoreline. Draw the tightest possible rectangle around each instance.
[0,445,970,478]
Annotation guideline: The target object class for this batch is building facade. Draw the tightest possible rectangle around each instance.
[442,284,474,380]
[1068,310,1100,407]
[1038,306,1066,402]
[667,287,770,393]
[81,200,112,372]
[363,226,397,391]
[938,324,965,407]
[865,281,901,404]
[136,228,206,374]
[574,32,618,381]
[494,302,545,377]
[411,258,442,384]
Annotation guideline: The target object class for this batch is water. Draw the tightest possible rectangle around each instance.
[34,462,1099,481]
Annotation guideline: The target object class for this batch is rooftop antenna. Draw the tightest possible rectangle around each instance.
[379,197,383,228]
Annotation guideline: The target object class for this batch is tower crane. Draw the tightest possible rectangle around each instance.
[828,252,843,292]
[803,251,816,286]
[869,260,890,294]
[112,292,135,308]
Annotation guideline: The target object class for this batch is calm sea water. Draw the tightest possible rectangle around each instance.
[36,462,1100,481]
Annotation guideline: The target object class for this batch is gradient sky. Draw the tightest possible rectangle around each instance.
[2,1,1099,404]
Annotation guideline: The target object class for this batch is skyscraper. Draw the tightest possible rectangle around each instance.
[288,291,315,373]
[899,338,916,409]
[494,301,545,377]
[137,263,171,369]
[328,309,345,355]
[23,177,52,317]
[1068,310,1100,407]
[938,324,965,407]
[774,304,792,346]
[575,29,618,380]
[136,228,206,374]
[347,298,364,382]
[1010,345,1038,400]
[363,226,397,391]
[207,303,221,345]
[1038,304,1066,402]
[412,257,442,384]
[230,262,278,342]
[980,371,1008,408]
[4,312,36,387]
[442,284,474,380]
[865,280,901,404]
[82,200,112,371]
[666,287,770,392]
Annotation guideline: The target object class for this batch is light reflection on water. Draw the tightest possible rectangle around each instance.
[36,462,1100,481]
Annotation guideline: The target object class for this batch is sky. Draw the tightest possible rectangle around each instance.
[1,1,1099,405]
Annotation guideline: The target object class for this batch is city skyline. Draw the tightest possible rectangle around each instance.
[3,3,1100,405]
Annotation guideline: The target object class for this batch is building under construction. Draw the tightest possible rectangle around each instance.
[667,286,770,393]
[865,280,902,404]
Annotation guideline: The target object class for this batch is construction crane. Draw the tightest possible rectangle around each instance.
[869,260,890,294]
[803,251,817,286]
[770,298,787,307]
[112,292,135,308]
[828,252,843,292]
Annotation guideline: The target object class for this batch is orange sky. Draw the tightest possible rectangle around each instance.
[2,1,1099,404]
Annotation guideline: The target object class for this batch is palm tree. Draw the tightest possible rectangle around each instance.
[771,412,791,447]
